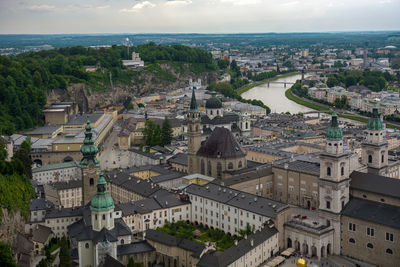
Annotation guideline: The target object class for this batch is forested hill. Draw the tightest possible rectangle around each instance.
[0,43,217,135]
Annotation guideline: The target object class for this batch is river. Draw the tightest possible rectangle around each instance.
[241,73,314,114]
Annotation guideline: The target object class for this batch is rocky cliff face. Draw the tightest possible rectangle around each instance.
[47,63,217,112]
[0,208,25,244]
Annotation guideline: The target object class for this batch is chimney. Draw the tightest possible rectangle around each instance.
[284,163,289,169]
[143,231,146,240]
[244,234,247,240]
[250,239,254,247]
[234,240,238,246]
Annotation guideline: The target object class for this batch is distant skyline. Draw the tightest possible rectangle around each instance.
[1,0,399,34]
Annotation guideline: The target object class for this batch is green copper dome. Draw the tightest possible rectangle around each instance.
[80,120,100,167]
[326,112,343,141]
[367,104,383,131]
[90,172,114,211]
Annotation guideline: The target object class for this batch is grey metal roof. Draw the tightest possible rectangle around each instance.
[167,153,188,166]
[51,180,82,190]
[68,218,131,243]
[185,183,288,218]
[116,193,189,215]
[67,113,103,125]
[342,198,400,229]
[30,198,54,211]
[145,229,205,257]
[201,113,239,125]
[275,160,320,175]
[24,125,62,135]
[31,225,53,244]
[350,171,400,199]
[117,240,155,256]
[197,226,278,267]
[45,206,86,219]
[197,127,246,158]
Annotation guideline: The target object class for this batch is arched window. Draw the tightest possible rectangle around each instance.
[368,155,372,163]
[381,154,384,163]
[217,162,222,179]
[90,178,94,185]
[228,162,233,169]
[85,243,89,249]
[386,248,393,254]
[201,159,205,175]
[341,167,344,176]
[246,122,248,129]
[210,110,213,115]
[349,238,355,243]
[121,239,124,244]
[327,167,331,176]
[238,161,243,168]
[217,110,219,115]
[102,214,106,220]
[95,214,98,220]
[207,161,212,176]
[367,243,373,249]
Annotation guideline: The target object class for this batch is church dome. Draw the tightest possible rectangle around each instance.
[90,173,114,212]
[367,104,383,131]
[206,92,222,109]
[326,112,343,141]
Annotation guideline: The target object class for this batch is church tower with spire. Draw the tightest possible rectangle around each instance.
[80,120,101,205]
[187,88,201,174]
[318,112,351,255]
[361,104,388,175]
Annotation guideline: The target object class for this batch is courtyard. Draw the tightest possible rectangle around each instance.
[156,221,252,251]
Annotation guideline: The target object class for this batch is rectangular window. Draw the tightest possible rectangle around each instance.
[386,232,394,242]
[367,227,375,237]
[326,201,331,209]
[348,223,356,231]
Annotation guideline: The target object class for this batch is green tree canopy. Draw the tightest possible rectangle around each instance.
[161,118,173,146]
[59,236,72,267]
[0,242,17,267]
[143,120,161,147]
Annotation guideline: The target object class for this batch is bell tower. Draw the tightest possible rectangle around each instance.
[80,120,101,205]
[361,104,388,175]
[187,88,201,174]
[318,113,350,255]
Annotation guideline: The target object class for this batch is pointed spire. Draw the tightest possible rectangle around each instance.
[80,120,100,167]
[189,88,198,111]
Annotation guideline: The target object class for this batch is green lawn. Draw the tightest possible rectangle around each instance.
[157,221,251,251]
[285,89,330,111]
[286,89,400,130]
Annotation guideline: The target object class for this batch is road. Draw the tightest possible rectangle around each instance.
[98,123,131,170]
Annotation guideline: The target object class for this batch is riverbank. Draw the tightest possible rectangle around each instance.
[237,72,299,95]
[285,88,330,111]
[285,88,400,130]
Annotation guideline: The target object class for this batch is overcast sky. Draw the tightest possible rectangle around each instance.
[0,0,399,34]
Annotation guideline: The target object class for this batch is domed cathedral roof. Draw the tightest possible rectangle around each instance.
[80,120,100,167]
[90,172,114,212]
[367,104,384,131]
[205,92,223,109]
[326,112,343,141]
[197,127,246,158]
